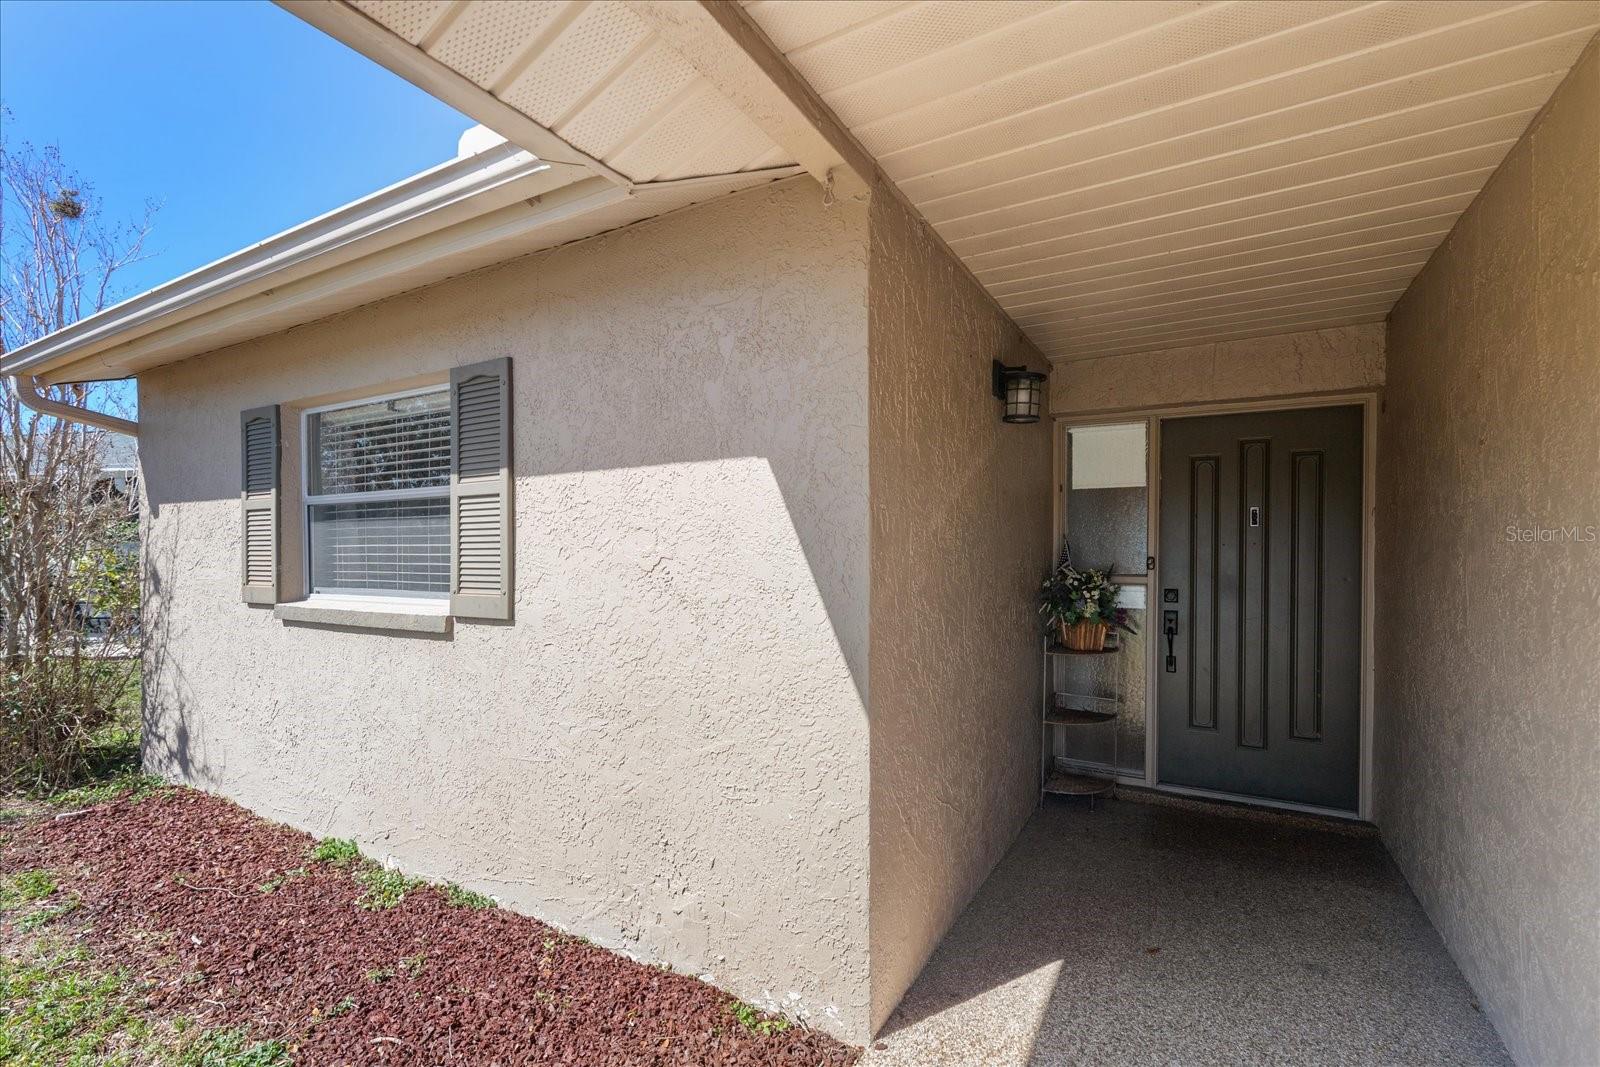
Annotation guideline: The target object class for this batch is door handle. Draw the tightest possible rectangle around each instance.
[1163,609,1179,672]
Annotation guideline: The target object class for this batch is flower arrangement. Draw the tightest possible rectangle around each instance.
[1039,548,1137,651]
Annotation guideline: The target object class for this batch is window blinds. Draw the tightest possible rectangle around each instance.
[306,390,450,596]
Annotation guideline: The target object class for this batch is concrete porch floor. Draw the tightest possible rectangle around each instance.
[866,795,1509,1067]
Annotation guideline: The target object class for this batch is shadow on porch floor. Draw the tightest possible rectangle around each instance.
[865,795,1508,1067]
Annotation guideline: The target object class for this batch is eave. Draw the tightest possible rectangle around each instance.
[2,139,800,386]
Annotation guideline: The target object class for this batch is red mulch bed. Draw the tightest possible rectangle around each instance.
[0,788,859,1066]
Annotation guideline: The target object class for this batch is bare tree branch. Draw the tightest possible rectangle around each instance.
[1,113,157,789]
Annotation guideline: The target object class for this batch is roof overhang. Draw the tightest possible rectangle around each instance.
[5,143,575,383]
[3,137,799,385]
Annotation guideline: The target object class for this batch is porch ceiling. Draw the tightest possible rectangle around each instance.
[741,0,1600,363]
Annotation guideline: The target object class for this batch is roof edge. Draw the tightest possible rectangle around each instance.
[2,143,579,380]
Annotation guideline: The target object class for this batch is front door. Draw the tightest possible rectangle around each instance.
[1156,406,1363,810]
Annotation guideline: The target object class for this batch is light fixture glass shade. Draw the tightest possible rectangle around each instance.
[1003,372,1046,423]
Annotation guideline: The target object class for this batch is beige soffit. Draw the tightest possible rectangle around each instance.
[283,0,809,184]
[741,0,1600,362]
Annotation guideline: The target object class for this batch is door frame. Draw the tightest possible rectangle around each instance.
[1052,392,1378,821]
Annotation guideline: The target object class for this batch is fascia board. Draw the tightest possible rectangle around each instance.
[40,176,630,384]
[4,146,580,379]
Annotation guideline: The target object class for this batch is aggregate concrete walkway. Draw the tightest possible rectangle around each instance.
[866,795,1509,1067]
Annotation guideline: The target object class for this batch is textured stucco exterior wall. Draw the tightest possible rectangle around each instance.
[139,177,876,1038]
[1377,39,1600,1067]
[866,190,1053,1030]
[1050,323,1385,416]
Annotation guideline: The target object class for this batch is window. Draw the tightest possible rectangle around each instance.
[1066,422,1148,576]
[1059,421,1151,778]
[303,387,451,597]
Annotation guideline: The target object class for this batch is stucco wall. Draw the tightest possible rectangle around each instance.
[1376,39,1600,1067]
[866,190,1053,1030]
[1050,322,1385,416]
[139,177,875,1038]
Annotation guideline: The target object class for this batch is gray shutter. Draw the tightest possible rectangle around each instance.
[450,358,513,620]
[240,405,280,605]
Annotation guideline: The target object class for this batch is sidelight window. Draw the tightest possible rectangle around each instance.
[1057,421,1151,779]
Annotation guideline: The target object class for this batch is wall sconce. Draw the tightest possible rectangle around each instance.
[992,360,1048,424]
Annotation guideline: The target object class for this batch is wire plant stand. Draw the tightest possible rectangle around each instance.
[1041,638,1123,807]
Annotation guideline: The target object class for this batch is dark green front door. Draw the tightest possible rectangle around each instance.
[1157,406,1363,810]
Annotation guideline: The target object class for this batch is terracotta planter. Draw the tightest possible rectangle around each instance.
[1059,619,1108,652]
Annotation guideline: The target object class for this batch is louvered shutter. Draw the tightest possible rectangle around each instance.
[240,405,280,605]
[449,358,513,620]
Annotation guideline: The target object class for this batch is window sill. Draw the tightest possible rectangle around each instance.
[273,595,451,635]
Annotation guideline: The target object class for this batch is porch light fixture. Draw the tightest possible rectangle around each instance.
[992,360,1048,424]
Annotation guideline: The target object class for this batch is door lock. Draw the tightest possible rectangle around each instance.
[1163,609,1179,673]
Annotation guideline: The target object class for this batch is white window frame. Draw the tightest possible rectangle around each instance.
[300,384,451,600]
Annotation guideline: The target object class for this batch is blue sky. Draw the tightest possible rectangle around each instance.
[1,0,473,300]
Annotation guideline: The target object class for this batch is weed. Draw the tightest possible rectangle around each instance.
[309,837,360,867]
[256,867,307,894]
[728,999,791,1037]
[355,865,420,911]
[0,809,26,824]
[442,882,495,909]
[324,995,357,1018]
[364,966,394,984]
[179,1025,290,1067]
[400,952,427,977]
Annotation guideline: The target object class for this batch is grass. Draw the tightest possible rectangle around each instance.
[1,869,84,935]
[16,898,81,934]
[177,1026,289,1067]
[0,942,142,1065]
[0,939,288,1067]
[4,869,58,905]
[48,771,167,811]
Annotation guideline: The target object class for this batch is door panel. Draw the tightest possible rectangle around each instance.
[1157,406,1362,810]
